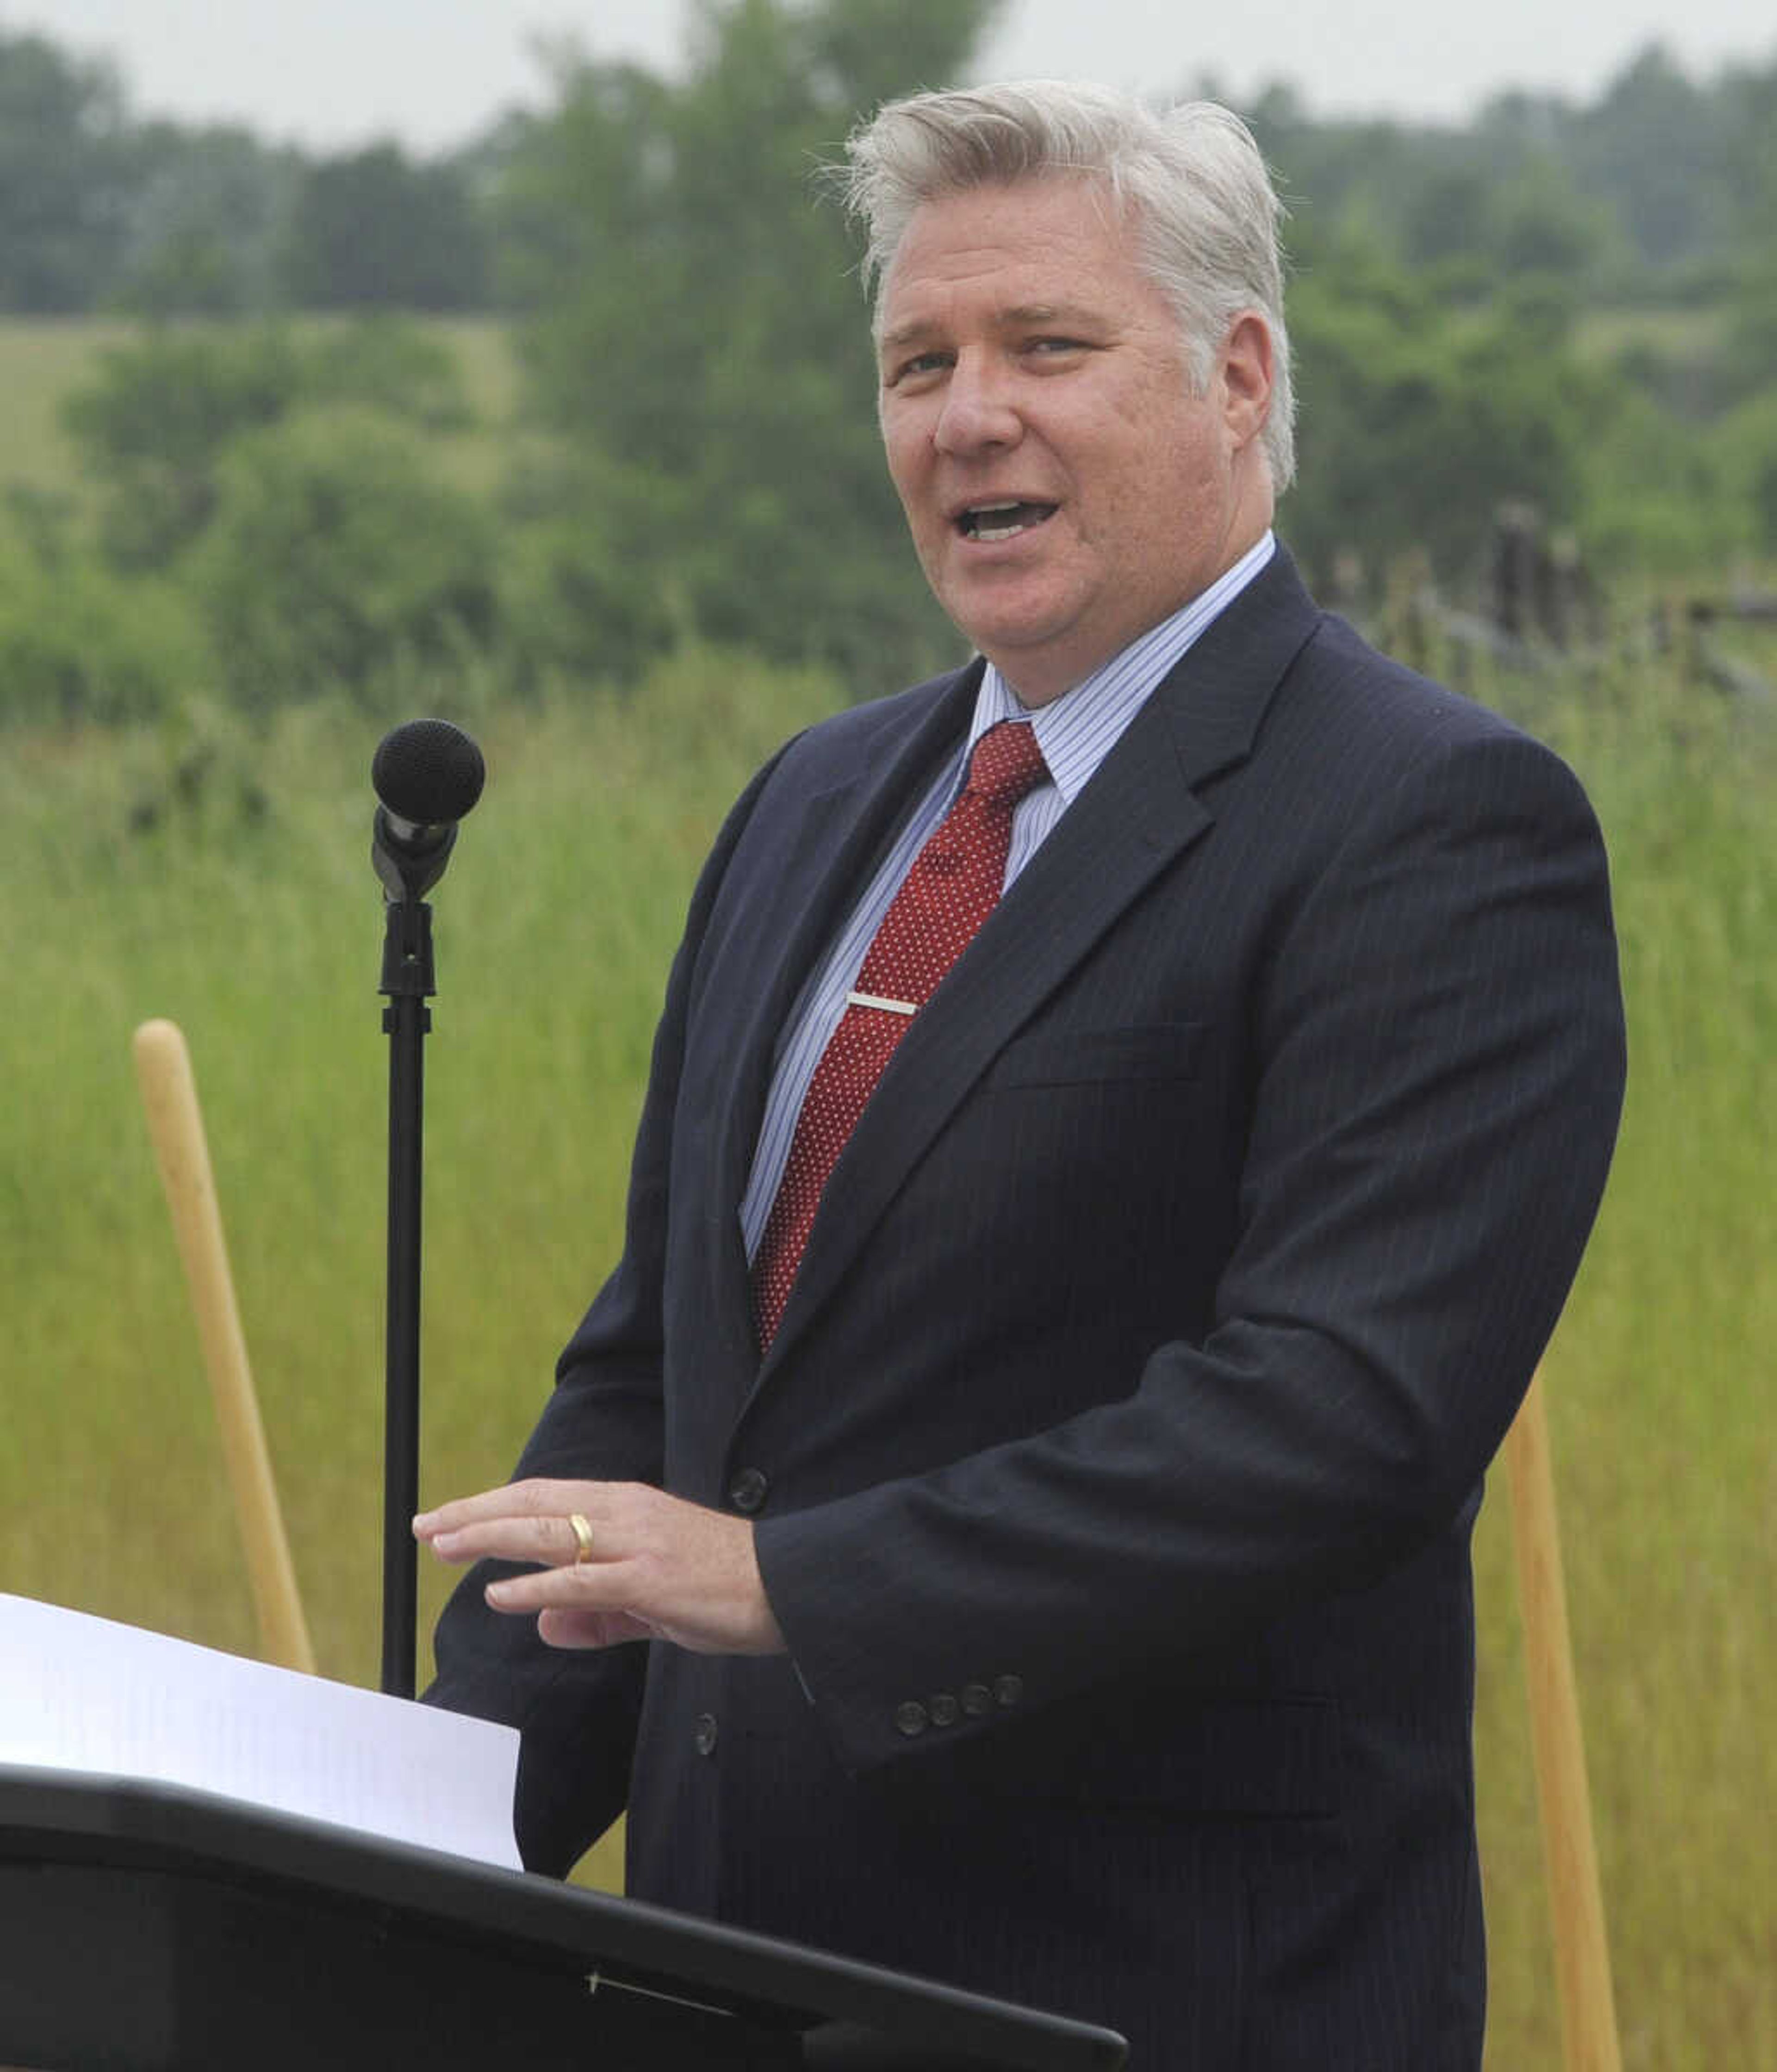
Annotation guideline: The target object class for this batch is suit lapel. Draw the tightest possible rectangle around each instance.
[757,549,1322,1373]
[702,665,983,1340]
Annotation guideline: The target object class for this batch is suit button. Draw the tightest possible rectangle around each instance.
[894,1700,929,1738]
[693,1712,719,1756]
[727,1467,769,1514]
[928,1692,959,1728]
[960,1682,994,1717]
[993,1674,1025,1710]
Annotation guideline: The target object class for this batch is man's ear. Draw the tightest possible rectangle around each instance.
[1220,313,1274,451]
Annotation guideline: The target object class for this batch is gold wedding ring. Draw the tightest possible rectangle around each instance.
[568,1512,595,1565]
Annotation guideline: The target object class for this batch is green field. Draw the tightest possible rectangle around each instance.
[0,313,518,500]
[1573,305,1731,364]
[1,315,1772,2066]
[0,318,143,487]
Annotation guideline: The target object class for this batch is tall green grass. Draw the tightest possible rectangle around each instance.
[0,645,1769,2068]
[1468,658,1776,2067]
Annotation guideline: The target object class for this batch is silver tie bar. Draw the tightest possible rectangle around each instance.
[847,990,918,1016]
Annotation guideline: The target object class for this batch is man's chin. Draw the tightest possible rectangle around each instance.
[943,585,1078,669]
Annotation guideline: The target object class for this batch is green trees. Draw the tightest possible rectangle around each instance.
[2,15,1774,331]
[1281,236,1631,583]
[27,321,496,722]
[1566,45,1731,270]
[0,32,132,312]
[0,30,486,318]
[118,125,303,316]
[282,147,491,311]
[491,0,1002,685]
[199,404,497,707]
[8,0,1015,726]
[64,328,304,570]
[2,2,1774,735]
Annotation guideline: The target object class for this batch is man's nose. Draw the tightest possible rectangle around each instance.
[933,355,1022,455]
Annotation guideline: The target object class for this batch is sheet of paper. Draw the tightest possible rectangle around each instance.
[0,1591,520,1869]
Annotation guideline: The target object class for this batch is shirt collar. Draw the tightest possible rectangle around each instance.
[963,530,1276,806]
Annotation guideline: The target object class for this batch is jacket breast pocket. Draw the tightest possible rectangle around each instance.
[984,1021,1205,1090]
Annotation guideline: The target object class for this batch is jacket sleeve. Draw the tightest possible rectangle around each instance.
[754,723,1627,1774]
[424,744,795,1873]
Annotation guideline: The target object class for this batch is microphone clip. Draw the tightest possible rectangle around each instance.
[372,807,459,906]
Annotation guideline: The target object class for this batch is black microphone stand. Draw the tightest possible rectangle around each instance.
[373,823,456,1700]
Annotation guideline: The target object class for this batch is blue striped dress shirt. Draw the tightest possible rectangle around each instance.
[739,530,1276,1259]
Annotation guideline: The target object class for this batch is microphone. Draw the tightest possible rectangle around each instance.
[368,718,485,1696]
[371,718,485,901]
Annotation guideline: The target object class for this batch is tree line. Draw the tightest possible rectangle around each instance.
[2,0,1775,732]
[4,17,1772,320]
[0,30,487,316]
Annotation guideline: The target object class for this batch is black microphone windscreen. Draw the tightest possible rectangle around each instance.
[372,719,485,827]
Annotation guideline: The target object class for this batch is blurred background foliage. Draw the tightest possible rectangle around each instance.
[0,0,1775,727]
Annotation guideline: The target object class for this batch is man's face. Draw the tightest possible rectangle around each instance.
[876,178,1274,707]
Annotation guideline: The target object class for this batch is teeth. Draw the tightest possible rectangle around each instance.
[963,499,1048,543]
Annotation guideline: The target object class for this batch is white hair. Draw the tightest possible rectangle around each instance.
[839,79,1296,490]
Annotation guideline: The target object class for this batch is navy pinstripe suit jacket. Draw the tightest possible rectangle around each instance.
[430,547,1625,2067]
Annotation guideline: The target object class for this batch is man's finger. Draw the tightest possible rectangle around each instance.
[484,1557,641,1610]
[414,1477,590,1539]
[538,1607,657,1650]
[421,1510,608,1570]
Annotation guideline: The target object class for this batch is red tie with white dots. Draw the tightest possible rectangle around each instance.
[751,719,1051,1350]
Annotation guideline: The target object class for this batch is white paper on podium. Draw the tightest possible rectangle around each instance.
[0,1591,521,1870]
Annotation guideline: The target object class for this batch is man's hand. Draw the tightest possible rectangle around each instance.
[414,1479,786,1656]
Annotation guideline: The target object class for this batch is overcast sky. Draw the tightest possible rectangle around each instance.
[6,0,1774,153]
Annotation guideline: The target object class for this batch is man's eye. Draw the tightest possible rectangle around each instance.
[887,351,951,385]
[1028,336,1087,358]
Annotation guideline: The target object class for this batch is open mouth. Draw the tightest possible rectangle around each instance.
[956,499,1058,543]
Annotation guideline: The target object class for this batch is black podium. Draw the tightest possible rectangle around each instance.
[0,1767,1125,2071]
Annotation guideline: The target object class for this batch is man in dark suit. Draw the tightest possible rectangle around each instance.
[417,82,1625,2067]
